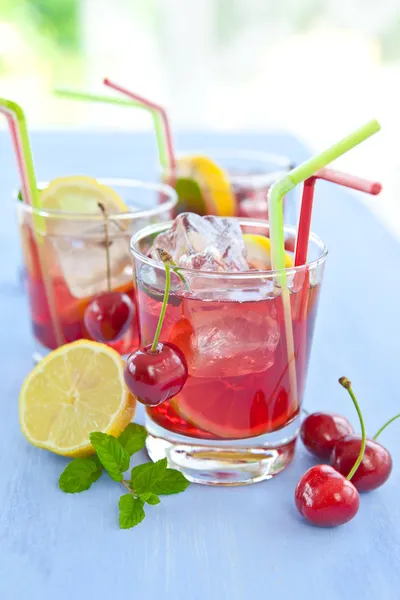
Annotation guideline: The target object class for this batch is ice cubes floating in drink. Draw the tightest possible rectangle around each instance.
[149,212,249,272]
[50,219,131,299]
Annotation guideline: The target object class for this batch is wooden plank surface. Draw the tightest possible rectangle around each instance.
[1,131,399,600]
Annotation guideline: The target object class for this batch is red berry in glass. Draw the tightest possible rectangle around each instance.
[300,412,353,460]
[83,202,134,344]
[84,291,133,343]
[295,377,365,527]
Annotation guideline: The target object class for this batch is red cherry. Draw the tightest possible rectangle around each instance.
[295,464,360,527]
[124,342,187,406]
[300,412,354,460]
[331,435,392,492]
[84,291,134,343]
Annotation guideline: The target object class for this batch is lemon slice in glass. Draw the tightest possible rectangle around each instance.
[243,234,294,270]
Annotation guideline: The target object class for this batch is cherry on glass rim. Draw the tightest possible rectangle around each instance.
[124,342,188,406]
[124,250,188,406]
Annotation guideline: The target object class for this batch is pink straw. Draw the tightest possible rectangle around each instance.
[103,77,176,171]
[295,168,382,266]
[5,112,31,205]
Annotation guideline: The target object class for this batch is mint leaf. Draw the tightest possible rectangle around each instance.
[59,456,102,493]
[139,492,161,505]
[130,458,168,494]
[89,432,130,482]
[152,469,190,495]
[119,495,145,529]
[118,423,147,456]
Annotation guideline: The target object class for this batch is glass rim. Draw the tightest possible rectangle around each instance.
[163,150,294,187]
[14,177,178,222]
[130,217,328,279]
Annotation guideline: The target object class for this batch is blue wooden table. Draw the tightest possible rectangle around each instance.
[1,131,399,600]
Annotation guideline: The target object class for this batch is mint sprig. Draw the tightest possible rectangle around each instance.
[58,423,190,529]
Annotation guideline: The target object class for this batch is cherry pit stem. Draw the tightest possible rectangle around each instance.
[98,202,111,292]
[373,413,400,441]
[150,249,172,353]
[338,376,366,481]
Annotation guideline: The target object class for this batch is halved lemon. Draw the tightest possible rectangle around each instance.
[19,340,135,457]
[243,234,294,270]
[40,175,129,214]
[175,155,237,216]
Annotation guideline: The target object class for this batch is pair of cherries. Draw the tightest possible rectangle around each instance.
[295,377,397,527]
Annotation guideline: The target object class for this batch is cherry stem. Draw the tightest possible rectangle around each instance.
[150,249,171,353]
[373,413,400,440]
[338,376,366,481]
[98,202,111,292]
[302,408,310,416]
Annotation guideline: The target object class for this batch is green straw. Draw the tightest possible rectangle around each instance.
[54,89,168,169]
[268,119,381,413]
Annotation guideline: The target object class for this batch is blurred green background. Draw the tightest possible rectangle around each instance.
[2,0,400,236]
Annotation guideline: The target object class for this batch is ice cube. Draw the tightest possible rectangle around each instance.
[49,220,132,299]
[170,299,280,377]
[150,213,249,272]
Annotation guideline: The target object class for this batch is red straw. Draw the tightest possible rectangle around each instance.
[103,77,176,171]
[295,168,382,266]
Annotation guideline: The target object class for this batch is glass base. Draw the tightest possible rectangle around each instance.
[145,414,299,486]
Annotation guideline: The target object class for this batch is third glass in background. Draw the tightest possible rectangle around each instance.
[167,150,295,222]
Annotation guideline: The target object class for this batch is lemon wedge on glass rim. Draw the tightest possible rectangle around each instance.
[243,234,294,270]
[19,340,136,458]
[38,175,129,234]
[40,175,129,214]
[175,155,237,216]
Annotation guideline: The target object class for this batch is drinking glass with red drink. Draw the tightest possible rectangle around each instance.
[129,213,327,485]
[16,177,177,362]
